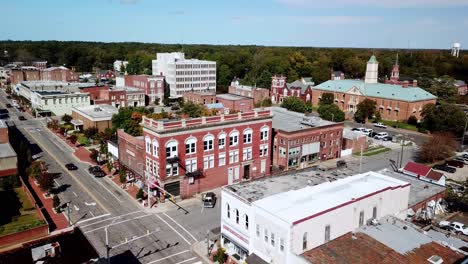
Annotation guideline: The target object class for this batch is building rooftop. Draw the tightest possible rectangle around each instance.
[72,104,118,121]
[402,162,432,176]
[0,119,7,128]
[216,93,251,101]
[343,128,366,140]
[287,77,314,92]
[270,107,339,132]
[35,91,67,96]
[43,66,69,72]
[315,80,437,102]
[0,143,17,158]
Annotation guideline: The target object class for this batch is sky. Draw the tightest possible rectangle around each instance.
[2,0,468,49]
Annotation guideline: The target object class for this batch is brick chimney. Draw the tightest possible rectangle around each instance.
[412,80,418,87]
[402,80,409,88]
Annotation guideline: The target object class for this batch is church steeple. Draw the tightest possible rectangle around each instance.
[390,53,399,82]
[364,55,378,84]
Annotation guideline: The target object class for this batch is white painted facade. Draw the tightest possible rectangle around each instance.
[364,55,378,84]
[151,52,216,98]
[114,60,128,72]
[31,92,90,116]
[220,172,410,263]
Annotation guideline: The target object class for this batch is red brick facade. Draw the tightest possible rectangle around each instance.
[216,94,254,113]
[10,68,41,84]
[183,92,216,105]
[142,110,273,198]
[228,81,270,104]
[117,130,145,177]
[81,86,127,108]
[42,67,78,82]
[124,75,165,105]
[270,76,313,104]
[0,124,8,143]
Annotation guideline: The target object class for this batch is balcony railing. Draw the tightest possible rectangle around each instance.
[166,155,179,164]
[186,169,203,179]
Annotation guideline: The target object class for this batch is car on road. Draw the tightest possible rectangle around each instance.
[447,160,464,168]
[373,122,387,128]
[18,116,26,121]
[88,166,105,177]
[65,163,78,170]
[336,160,347,168]
[449,222,468,235]
[383,135,393,141]
[352,127,365,132]
[433,164,456,173]
[374,132,389,140]
[202,192,217,208]
[6,104,12,108]
[6,96,11,99]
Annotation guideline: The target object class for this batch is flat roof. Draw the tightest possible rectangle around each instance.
[216,93,251,100]
[270,107,339,132]
[253,172,409,224]
[0,143,17,158]
[73,104,118,120]
[0,120,6,128]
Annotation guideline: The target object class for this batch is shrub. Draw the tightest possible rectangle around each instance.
[119,168,127,184]
[136,188,144,200]
[89,149,99,163]
[61,114,72,123]
[407,115,418,126]
[53,195,61,211]
[374,111,382,122]
[68,134,78,144]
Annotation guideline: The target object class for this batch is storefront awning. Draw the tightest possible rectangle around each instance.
[71,119,83,126]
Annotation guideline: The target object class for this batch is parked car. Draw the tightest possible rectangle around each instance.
[202,192,217,208]
[361,128,373,136]
[439,220,451,230]
[373,122,387,128]
[383,135,393,141]
[336,160,347,168]
[18,116,26,121]
[352,127,365,132]
[6,95,11,99]
[454,157,468,165]
[6,104,12,108]
[374,132,389,140]
[447,160,464,168]
[433,164,456,173]
[449,222,468,235]
[88,166,104,176]
[65,163,78,170]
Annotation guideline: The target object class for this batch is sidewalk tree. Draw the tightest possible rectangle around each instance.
[37,173,55,195]
[68,134,78,144]
[47,120,59,131]
[27,160,47,180]
[417,132,458,163]
[355,99,377,122]
[53,195,61,211]
[281,97,307,113]
[119,168,126,184]
[61,114,72,124]
[89,149,99,163]
[136,188,144,200]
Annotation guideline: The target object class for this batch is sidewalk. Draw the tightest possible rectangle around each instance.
[191,240,215,264]
[73,147,96,165]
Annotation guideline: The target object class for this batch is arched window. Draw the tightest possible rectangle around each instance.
[283,88,288,96]
[145,137,151,154]
[152,139,159,157]
[227,203,230,218]
[243,128,253,144]
[306,93,311,102]
[260,126,269,141]
[165,140,178,158]
[218,132,226,149]
[203,134,214,151]
[235,209,240,224]
[185,137,197,154]
[229,130,239,146]
[303,232,308,250]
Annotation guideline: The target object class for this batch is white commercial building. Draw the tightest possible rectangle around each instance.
[151,52,216,98]
[114,60,128,72]
[221,171,410,263]
[30,91,90,116]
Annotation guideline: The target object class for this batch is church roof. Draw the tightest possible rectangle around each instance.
[314,80,436,102]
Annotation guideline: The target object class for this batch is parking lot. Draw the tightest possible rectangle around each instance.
[433,153,468,182]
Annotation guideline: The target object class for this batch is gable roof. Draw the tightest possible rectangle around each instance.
[426,170,444,181]
[314,80,437,102]
[403,162,431,177]
[287,77,314,93]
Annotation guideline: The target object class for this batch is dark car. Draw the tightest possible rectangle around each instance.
[447,160,464,168]
[383,136,393,141]
[202,192,217,208]
[88,166,105,177]
[369,131,378,138]
[88,166,101,173]
[6,104,12,108]
[65,163,78,170]
[433,164,456,173]
[6,96,11,99]
[336,160,347,168]
[18,116,26,121]
[351,128,360,131]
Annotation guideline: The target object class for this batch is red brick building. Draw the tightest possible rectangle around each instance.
[182,91,216,105]
[81,86,128,108]
[270,76,314,104]
[0,120,18,177]
[216,94,254,113]
[117,129,145,177]
[142,109,273,198]
[10,67,41,84]
[271,107,343,171]
[124,75,165,105]
[42,66,78,82]
[31,61,47,70]
[97,70,116,80]
[228,78,270,104]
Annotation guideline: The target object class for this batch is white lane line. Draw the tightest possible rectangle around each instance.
[54,179,60,186]
[155,214,192,246]
[190,262,202,264]
[73,192,78,197]
[146,250,190,264]
[163,213,198,242]
[75,213,111,225]
[78,210,143,228]
[174,257,197,264]
[92,176,122,202]
[84,214,152,234]
[89,210,95,217]
[74,205,80,211]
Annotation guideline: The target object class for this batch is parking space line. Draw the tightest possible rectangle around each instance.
[78,210,143,227]
[146,250,190,264]
[155,214,192,245]
[163,213,198,242]
[174,257,197,264]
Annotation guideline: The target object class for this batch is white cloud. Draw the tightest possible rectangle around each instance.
[277,0,468,8]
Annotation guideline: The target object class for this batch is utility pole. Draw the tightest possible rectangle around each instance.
[359,145,363,173]
[399,134,406,169]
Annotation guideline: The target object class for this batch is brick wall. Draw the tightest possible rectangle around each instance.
[216,96,254,112]
[0,126,8,143]
[117,130,145,177]
[71,110,112,132]
[342,136,368,153]
[183,92,217,105]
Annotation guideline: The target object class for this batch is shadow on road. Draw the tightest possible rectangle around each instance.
[51,183,71,194]
[109,250,141,264]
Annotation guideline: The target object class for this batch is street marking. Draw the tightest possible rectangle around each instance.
[83,214,152,234]
[146,250,190,264]
[174,257,197,264]
[90,175,122,203]
[78,210,143,228]
[73,192,78,197]
[85,202,96,206]
[74,205,80,211]
[89,210,95,217]
[75,213,111,225]
[190,262,202,264]
[163,213,198,242]
[54,179,60,186]
[155,214,192,246]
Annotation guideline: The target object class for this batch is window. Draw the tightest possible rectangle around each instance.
[166,141,178,158]
[229,150,239,164]
[243,129,252,144]
[146,157,152,174]
[227,204,230,218]
[152,140,159,157]
[359,211,364,226]
[260,126,269,141]
[373,206,377,219]
[203,135,214,151]
[203,155,214,169]
[279,147,286,157]
[219,153,226,166]
[325,225,331,242]
[152,162,158,176]
[271,232,275,247]
[288,147,300,156]
[280,238,285,252]
[260,145,268,157]
[165,163,178,176]
[264,229,269,243]
[229,131,239,146]
[219,133,226,149]
[245,215,249,230]
[185,138,196,154]
[145,137,151,154]
[303,232,308,250]
[256,224,260,237]
[185,159,197,173]
[235,209,239,224]
[243,148,252,161]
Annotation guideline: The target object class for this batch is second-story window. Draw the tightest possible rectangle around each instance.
[260,126,269,141]
[185,138,196,154]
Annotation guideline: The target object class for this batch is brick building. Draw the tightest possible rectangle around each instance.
[97,70,116,80]
[31,61,47,70]
[71,105,118,132]
[117,129,145,178]
[0,120,18,177]
[270,76,314,104]
[455,80,467,95]
[182,91,216,105]
[124,75,165,105]
[10,67,41,84]
[42,66,78,82]
[142,109,273,198]
[81,86,127,108]
[341,128,368,156]
[271,107,343,171]
[216,94,254,113]
[228,78,270,104]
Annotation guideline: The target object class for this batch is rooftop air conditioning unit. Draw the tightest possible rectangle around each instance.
[427,255,443,264]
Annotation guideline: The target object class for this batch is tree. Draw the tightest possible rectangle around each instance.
[59,127,66,135]
[407,115,418,126]
[47,120,60,131]
[37,173,55,194]
[89,149,99,163]
[61,114,72,123]
[319,93,334,106]
[374,111,382,122]
[53,195,61,211]
[417,132,458,163]
[136,188,144,200]
[425,76,458,103]
[318,104,345,122]
[119,168,127,184]
[28,161,47,180]
[68,134,78,144]
[421,103,467,136]
[182,101,204,118]
[84,127,99,139]
[355,99,377,122]
[281,97,307,113]
[111,106,152,136]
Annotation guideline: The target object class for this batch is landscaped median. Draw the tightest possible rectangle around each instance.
[353,145,391,157]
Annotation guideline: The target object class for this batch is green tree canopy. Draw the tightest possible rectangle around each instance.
[111,106,153,136]
[355,99,377,122]
[424,76,458,103]
[318,104,345,122]
[281,97,307,113]
[421,103,467,136]
[61,114,72,123]
[319,92,335,105]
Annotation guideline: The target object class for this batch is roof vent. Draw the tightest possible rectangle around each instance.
[427,255,443,264]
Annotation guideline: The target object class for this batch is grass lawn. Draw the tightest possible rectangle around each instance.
[0,188,45,236]
[371,119,418,132]
[77,135,91,146]
[354,146,392,157]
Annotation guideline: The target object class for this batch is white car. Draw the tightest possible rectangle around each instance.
[373,122,387,128]
[374,132,389,140]
[449,222,468,235]
[439,220,451,229]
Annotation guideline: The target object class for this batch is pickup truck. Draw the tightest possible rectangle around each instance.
[373,122,387,128]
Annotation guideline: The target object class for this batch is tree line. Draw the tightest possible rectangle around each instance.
[1,41,467,92]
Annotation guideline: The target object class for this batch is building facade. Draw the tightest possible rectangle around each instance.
[41,66,78,82]
[229,79,270,104]
[81,86,127,108]
[125,87,145,107]
[124,75,165,105]
[216,94,254,113]
[142,109,273,198]
[0,120,17,177]
[270,76,314,104]
[113,60,128,72]
[71,105,118,132]
[182,91,217,105]
[151,52,216,98]
[10,67,41,85]
[117,129,145,177]
[30,91,91,116]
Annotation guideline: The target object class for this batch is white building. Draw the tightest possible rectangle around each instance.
[151,52,216,98]
[114,60,128,72]
[221,171,410,263]
[364,55,378,84]
[30,91,90,116]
